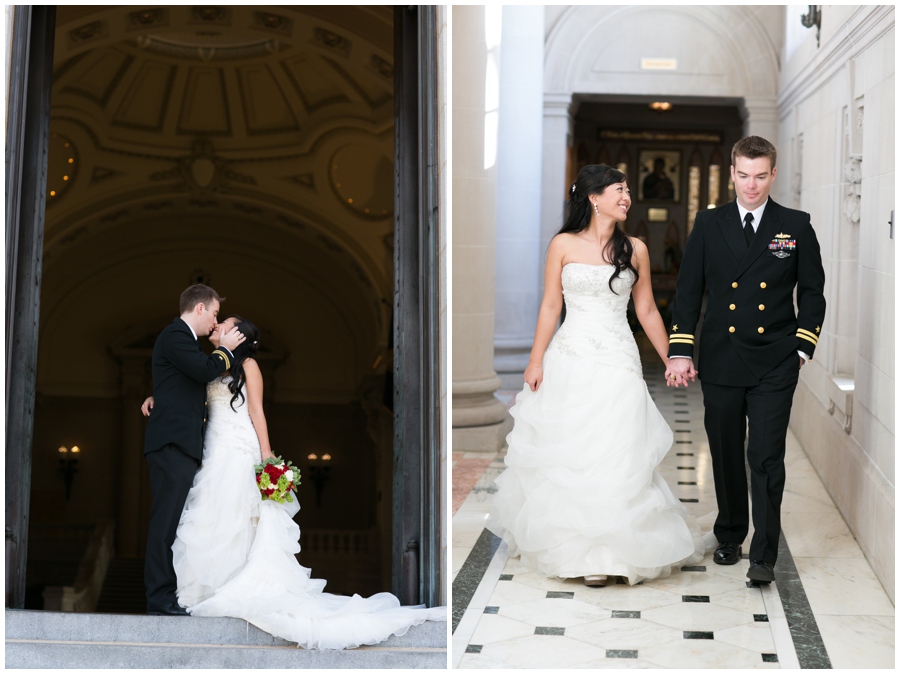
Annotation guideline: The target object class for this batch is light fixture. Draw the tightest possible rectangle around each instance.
[649,101,673,112]
[307,452,333,507]
[58,445,81,500]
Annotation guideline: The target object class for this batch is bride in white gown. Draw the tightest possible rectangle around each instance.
[487,164,709,587]
[165,316,444,649]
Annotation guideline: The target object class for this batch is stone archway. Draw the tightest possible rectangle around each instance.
[9,5,443,611]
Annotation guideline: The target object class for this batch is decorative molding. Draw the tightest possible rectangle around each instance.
[842,156,862,225]
[314,27,352,57]
[189,6,231,25]
[370,54,393,79]
[68,20,107,48]
[126,8,168,31]
[254,11,292,36]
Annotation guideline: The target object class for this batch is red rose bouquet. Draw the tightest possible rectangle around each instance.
[254,456,300,503]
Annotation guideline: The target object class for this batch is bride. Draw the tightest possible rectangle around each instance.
[144,316,444,649]
[486,164,708,587]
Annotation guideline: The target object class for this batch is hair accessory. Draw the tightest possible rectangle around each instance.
[252,340,258,347]
[571,183,577,194]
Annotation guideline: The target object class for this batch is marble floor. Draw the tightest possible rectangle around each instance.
[451,361,894,669]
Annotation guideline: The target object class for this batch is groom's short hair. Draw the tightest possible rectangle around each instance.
[180,284,224,314]
[731,136,777,169]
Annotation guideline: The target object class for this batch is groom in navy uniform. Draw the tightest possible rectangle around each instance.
[143,284,245,615]
[665,136,826,584]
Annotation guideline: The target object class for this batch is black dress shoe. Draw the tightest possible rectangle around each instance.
[747,561,775,583]
[147,602,190,616]
[713,541,742,565]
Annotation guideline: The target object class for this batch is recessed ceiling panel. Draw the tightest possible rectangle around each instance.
[61,47,133,108]
[112,60,175,131]
[282,54,350,113]
[237,65,300,134]
[178,67,231,135]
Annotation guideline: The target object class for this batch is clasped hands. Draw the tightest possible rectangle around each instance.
[664,358,697,388]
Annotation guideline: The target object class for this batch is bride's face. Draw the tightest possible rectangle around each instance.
[209,317,237,347]
[591,181,631,221]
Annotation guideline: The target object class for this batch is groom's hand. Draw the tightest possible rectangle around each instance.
[141,396,154,416]
[665,358,696,388]
[219,326,246,352]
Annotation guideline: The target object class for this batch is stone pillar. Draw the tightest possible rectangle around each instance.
[539,93,576,297]
[741,97,780,144]
[452,6,510,451]
[493,6,545,374]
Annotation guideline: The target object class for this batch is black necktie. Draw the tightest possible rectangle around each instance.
[743,212,755,246]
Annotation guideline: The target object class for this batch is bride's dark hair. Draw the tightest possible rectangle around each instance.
[222,315,260,411]
[558,164,638,294]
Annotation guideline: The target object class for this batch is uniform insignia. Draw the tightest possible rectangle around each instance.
[672,325,678,332]
[768,237,796,258]
[815,326,821,334]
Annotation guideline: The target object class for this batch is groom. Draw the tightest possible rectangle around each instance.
[665,136,826,584]
[143,284,245,615]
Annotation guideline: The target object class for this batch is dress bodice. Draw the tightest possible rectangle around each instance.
[547,263,641,375]
[205,375,261,464]
[561,263,634,330]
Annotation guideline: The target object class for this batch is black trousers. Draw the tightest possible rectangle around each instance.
[701,352,800,564]
[144,444,199,610]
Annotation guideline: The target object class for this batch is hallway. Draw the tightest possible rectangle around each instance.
[451,354,894,668]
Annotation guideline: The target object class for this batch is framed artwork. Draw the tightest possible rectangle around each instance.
[638,150,681,203]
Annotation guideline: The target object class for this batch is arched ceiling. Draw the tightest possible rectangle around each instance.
[39,6,396,402]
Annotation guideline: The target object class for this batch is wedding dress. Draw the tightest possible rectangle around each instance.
[487,263,707,584]
[172,375,445,649]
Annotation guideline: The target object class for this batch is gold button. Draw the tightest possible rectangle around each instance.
[759,304,765,311]
[732,282,738,288]
[760,282,767,288]
[729,326,736,333]
[758,327,765,333]
[729,304,736,310]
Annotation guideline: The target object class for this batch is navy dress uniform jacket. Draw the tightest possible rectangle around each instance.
[144,318,233,460]
[668,199,826,387]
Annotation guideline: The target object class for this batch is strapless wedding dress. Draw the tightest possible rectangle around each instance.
[172,376,444,649]
[487,263,707,584]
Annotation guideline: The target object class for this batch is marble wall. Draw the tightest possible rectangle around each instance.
[776,5,894,603]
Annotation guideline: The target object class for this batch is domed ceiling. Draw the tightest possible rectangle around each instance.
[39,6,397,402]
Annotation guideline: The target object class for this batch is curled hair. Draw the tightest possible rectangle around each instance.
[222,315,261,412]
[560,164,638,294]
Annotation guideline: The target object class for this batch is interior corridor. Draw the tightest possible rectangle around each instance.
[451,346,894,669]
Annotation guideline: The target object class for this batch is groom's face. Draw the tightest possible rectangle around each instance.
[731,155,776,211]
[198,299,220,338]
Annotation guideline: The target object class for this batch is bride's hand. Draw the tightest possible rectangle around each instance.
[260,450,276,462]
[141,396,154,417]
[524,363,543,392]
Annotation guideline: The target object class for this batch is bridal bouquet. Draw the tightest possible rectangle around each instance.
[254,456,300,503]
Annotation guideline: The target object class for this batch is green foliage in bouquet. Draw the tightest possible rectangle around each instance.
[254,455,300,504]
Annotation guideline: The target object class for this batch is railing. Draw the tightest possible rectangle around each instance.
[42,521,115,612]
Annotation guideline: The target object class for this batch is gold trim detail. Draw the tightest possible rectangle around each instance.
[797,332,818,347]
[797,328,819,344]
[212,349,231,369]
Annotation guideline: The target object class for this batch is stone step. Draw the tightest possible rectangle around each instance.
[6,610,447,669]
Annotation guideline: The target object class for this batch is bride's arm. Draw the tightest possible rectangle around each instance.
[524,236,566,391]
[630,237,670,365]
[244,359,276,461]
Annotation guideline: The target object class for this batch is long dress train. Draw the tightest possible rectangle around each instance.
[487,263,709,584]
[172,376,444,650]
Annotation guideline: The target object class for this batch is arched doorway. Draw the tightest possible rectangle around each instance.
[7,5,442,612]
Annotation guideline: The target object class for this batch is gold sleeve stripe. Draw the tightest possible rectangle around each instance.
[212,349,231,369]
[796,328,819,344]
[669,338,695,344]
[797,333,818,347]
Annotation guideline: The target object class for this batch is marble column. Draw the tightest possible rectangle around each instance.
[493,6,545,375]
[741,97,780,144]
[539,93,576,297]
[452,5,511,451]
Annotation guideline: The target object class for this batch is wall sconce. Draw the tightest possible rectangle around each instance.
[801,5,822,47]
[306,452,332,507]
[58,445,81,500]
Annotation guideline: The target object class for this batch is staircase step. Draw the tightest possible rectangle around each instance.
[5,610,447,668]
